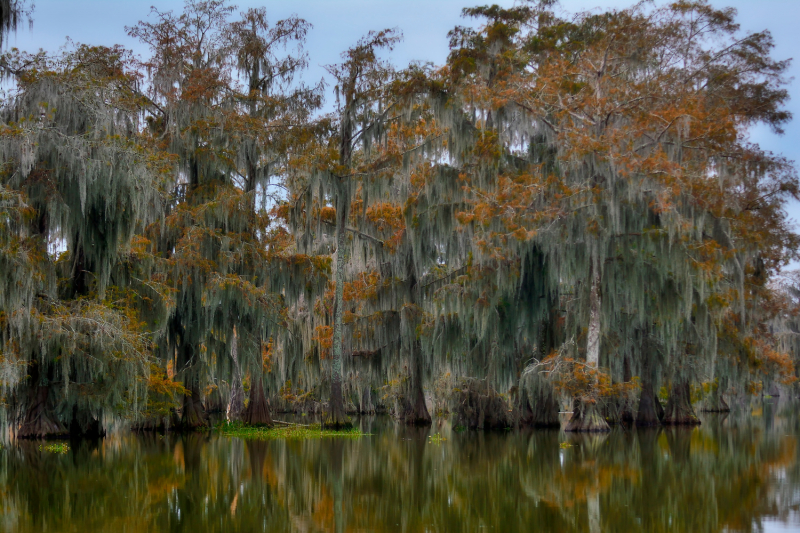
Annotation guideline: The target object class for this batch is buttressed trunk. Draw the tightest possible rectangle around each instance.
[522,375,561,428]
[244,374,273,426]
[18,385,67,439]
[404,341,431,426]
[636,351,661,427]
[18,361,67,439]
[566,259,610,432]
[181,378,209,430]
[662,380,700,425]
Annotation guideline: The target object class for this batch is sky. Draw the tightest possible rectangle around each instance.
[7,0,800,251]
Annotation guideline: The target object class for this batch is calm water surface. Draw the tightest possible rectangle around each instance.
[2,400,800,532]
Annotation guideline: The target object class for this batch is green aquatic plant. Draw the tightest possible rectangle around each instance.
[217,421,367,440]
[428,432,446,444]
[39,442,70,454]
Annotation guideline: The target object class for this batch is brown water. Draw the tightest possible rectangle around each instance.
[2,400,800,532]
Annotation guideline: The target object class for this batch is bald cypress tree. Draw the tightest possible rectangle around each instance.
[2,0,796,439]
[284,29,402,428]
[128,0,321,429]
[428,0,797,431]
[0,44,172,437]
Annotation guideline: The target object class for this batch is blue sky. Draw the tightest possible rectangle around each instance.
[9,0,800,256]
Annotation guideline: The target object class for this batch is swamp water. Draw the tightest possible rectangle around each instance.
[2,401,800,532]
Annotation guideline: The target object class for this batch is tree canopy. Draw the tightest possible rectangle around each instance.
[0,0,797,437]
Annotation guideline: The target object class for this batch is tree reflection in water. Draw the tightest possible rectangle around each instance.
[2,401,800,532]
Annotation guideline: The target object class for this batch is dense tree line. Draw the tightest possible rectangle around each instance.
[0,0,798,437]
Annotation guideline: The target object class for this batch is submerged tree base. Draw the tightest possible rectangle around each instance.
[322,417,354,431]
[180,384,210,430]
[69,407,105,439]
[219,421,364,440]
[18,386,68,439]
[636,392,664,427]
[451,380,511,430]
[663,381,701,425]
[565,402,610,433]
[244,379,274,427]
[701,394,730,413]
[402,385,432,426]
[520,389,561,429]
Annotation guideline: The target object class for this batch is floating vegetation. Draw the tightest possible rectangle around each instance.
[217,421,367,440]
[39,443,70,454]
[428,433,447,445]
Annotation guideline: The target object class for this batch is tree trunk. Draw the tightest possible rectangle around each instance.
[636,355,661,427]
[181,380,208,430]
[767,381,781,397]
[324,183,351,430]
[205,386,226,414]
[567,260,610,433]
[453,380,511,430]
[620,355,634,423]
[71,242,89,297]
[636,389,662,427]
[662,380,700,425]
[654,391,665,421]
[586,258,602,370]
[702,377,731,413]
[403,341,431,426]
[565,399,610,432]
[69,405,105,439]
[18,362,67,439]
[522,379,561,428]
[227,328,245,422]
[244,375,273,426]
[18,384,67,439]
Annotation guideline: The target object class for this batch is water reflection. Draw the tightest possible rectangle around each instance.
[2,402,800,532]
